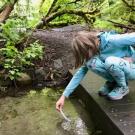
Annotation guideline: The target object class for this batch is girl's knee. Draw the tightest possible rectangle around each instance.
[105,56,120,68]
[87,57,103,70]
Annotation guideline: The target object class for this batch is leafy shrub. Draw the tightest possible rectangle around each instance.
[0,19,43,80]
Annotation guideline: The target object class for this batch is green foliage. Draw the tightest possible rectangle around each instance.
[40,0,101,26]
[0,19,26,43]
[101,1,132,23]
[0,40,43,80]
[0,0,135,80]
[94,18,122,32]
[94,0,135,31]
[12,0,41,28]
[0,19,43,80]
[1,0,135,30]
[2,0,14,4]
[23,41,43,60]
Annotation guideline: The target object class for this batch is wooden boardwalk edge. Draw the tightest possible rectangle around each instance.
[74,84,123,135]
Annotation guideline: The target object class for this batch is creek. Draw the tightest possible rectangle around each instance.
[0,88,102,135]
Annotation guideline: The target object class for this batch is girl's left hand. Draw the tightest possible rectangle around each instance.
[123,57,133,63]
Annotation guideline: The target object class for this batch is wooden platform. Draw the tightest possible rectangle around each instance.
[70,71,135,135]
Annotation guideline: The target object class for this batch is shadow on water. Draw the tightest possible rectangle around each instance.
[0,87,103,135]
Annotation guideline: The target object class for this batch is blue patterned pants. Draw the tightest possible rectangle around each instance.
[86,56,135,87]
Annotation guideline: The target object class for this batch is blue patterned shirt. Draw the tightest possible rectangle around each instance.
[63,31,135,97]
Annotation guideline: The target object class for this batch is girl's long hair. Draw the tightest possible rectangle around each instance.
[72,31,99,68]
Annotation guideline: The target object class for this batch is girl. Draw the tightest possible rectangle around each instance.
[56,31,135,111]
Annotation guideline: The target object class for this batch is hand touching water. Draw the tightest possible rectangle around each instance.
[56,95,65,111]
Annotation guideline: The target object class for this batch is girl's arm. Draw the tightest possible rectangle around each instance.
[108,32,135,47]
[63,65,88,98]
[108,32,135,62]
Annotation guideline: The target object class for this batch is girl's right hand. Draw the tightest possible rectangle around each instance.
[56,95,66,112]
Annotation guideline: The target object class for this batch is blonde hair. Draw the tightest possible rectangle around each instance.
[72,31,99,68]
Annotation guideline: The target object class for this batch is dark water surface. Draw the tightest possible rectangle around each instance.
[0,88,101,135]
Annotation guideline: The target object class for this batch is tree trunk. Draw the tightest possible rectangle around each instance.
[0,0,18,23]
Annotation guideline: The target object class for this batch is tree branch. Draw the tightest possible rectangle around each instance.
[121,0,135,11]
[67,0,82,5]
[50,5,61,14]
[107,20,135,30]
[36,9,98,29]
[0,0,18,23]
[45,0,58,17]
[44,9,98,24]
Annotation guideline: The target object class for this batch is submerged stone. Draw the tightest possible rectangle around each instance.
[16,73,32,85]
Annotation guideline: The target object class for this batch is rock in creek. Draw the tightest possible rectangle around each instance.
[16,73,32,85]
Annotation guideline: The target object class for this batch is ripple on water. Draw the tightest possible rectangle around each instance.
[60,117,89,135]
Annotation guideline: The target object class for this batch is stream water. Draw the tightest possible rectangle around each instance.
[0,88,102,135]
